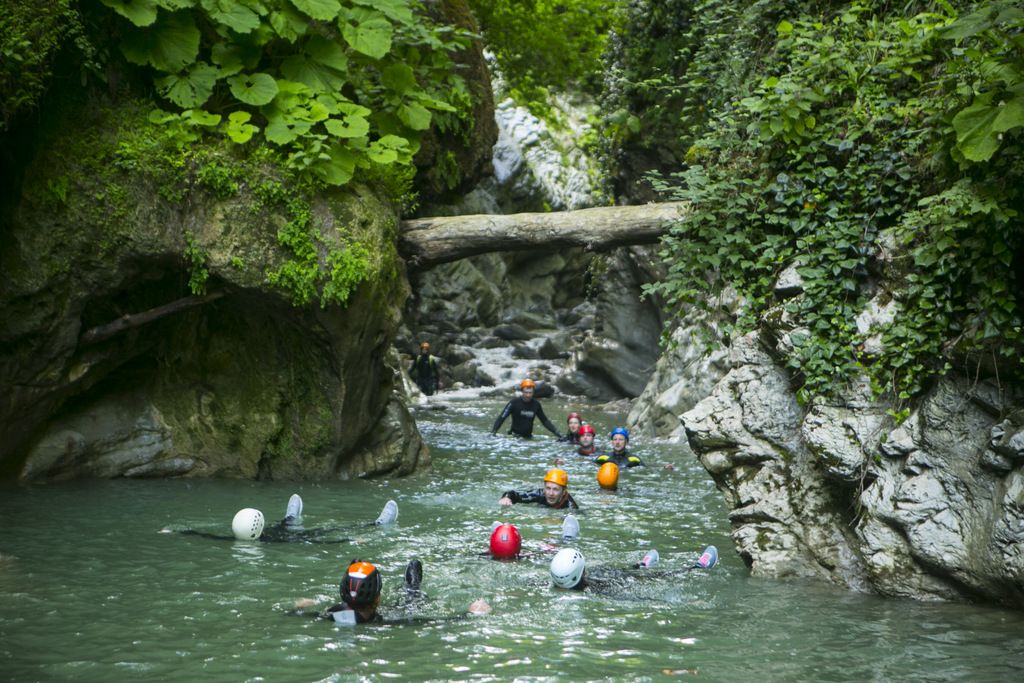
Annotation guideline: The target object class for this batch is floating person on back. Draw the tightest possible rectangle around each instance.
[166,494,398,543]
[490,379,563,439]
[498,468,579,510]
[576,424,598,456]
[294,559,492,625]
[487,516,580,559]
[594,427,644,468]
[558,413,583,444]
[410,341,442,396]
[549,545,718,594]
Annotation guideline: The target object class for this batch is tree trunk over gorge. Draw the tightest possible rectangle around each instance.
[399,202,691,269]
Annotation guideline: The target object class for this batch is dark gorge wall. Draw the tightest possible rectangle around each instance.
[0,102,427,482]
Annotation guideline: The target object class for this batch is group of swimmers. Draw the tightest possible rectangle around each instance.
[171,377,715,625]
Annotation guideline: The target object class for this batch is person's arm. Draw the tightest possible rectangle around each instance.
[500,489,545,506]
[535,403,562,438]
[626,455,644,467]
[593,454,609,465]
[491,401,514,435]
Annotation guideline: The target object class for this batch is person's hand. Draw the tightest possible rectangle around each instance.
[498,497,513,507]
[663,463,675,471]
[468,599,492,615]
[294,598,317,610]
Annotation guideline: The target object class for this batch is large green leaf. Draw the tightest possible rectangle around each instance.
[228,72,279,105]
[281,54,346,91]
[366,134,410,164]
[290,0,341,21]
[101,0,159,27]
[156,62,220,108]
[181,109,222,126]
[312,144,357,185]
[397,101,431,130]
[381,63,416,95]
[306,35,348,71]
[324,112,369,138]
[265,117,312,144]
[270,7,309,40]
[953,93,1002,161]
[224,111,259,143]
[201,0,261,33]
[351,0,413,26]
[993,94,1024,133]
[341,8,393,59]
[120,11,200,72]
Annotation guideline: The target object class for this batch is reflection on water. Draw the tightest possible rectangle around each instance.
[1,397,1023,681]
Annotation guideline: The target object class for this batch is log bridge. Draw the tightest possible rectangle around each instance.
[398,201,690,270]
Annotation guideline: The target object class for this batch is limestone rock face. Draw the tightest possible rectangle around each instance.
[1,103,425,482]
[682,331,1024,607]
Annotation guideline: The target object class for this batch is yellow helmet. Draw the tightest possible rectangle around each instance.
[597,462,619,490]
[544,468,568,488]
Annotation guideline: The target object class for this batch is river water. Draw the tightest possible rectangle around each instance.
[1,396,1022,682]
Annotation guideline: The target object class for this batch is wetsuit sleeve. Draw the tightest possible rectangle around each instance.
[491,401,514,434]
[503,489,544,504]
[627,455,644,467]
[593,454,609,465]
[535,403,562,438]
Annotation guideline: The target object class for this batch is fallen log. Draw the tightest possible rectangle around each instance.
[80,291,226,345]
[398,201,690,269]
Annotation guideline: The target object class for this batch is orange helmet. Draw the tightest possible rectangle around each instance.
[520,379,535,390]
[597,462,619,490]
[340,561,381,607]
[544,468,568,488]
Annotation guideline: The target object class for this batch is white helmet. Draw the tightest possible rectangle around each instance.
[231,508,265,540]
[550,548,585,589]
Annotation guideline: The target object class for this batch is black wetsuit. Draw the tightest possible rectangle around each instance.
[577,444,597,457]
[320,603,383,624]
[502,488,579,510]
[491,397,561,438]
[179,518,351,543]
[595,450,644,468]
[411,353,440,396]
[558,431,581,445]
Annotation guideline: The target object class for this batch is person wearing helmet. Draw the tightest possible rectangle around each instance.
[168,495,399,543]
[594,427,644,468]
[410,341,442,396]
[295,559,493,624]
[576,424,598,456]
[498,468,579,510]
[490,379,563,439]
[558,413,583,444]
[489,522,522,560]
[597,462,619,491]
[549,546,717,594]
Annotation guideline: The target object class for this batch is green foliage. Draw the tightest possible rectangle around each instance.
[0,1,98,130]
[93,0,473,188]
[266,198,372,307]
[468,0,620,114]
[643,0,1024,404]
[184,230,210,295]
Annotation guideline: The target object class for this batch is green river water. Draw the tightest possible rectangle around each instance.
[2,397,1022,682]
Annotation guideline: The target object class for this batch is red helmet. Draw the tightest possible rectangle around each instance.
[489,523,522,559]
[578,424,596,436]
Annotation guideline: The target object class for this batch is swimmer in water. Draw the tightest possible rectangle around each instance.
[576,424,598,456]
[294,559,492,625]
[558,413,583,444]
[549,545,719,594]
[594,427,644,468]
[498,468,579,510]
[165,494,398,543]
[484,515,579,560]
[490,379,563,439]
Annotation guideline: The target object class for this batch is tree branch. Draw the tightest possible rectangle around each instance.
[80,291,226,345]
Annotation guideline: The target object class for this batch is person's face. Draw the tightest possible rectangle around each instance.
[579,432,594,447]
[611,434,627,452]
[567,417,580,432]
[521,387,534,401]
[543,482,565,505]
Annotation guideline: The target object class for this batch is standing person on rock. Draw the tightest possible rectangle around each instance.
[490,379,563,439]
[410,341,442,396]
[558,412,583,444]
